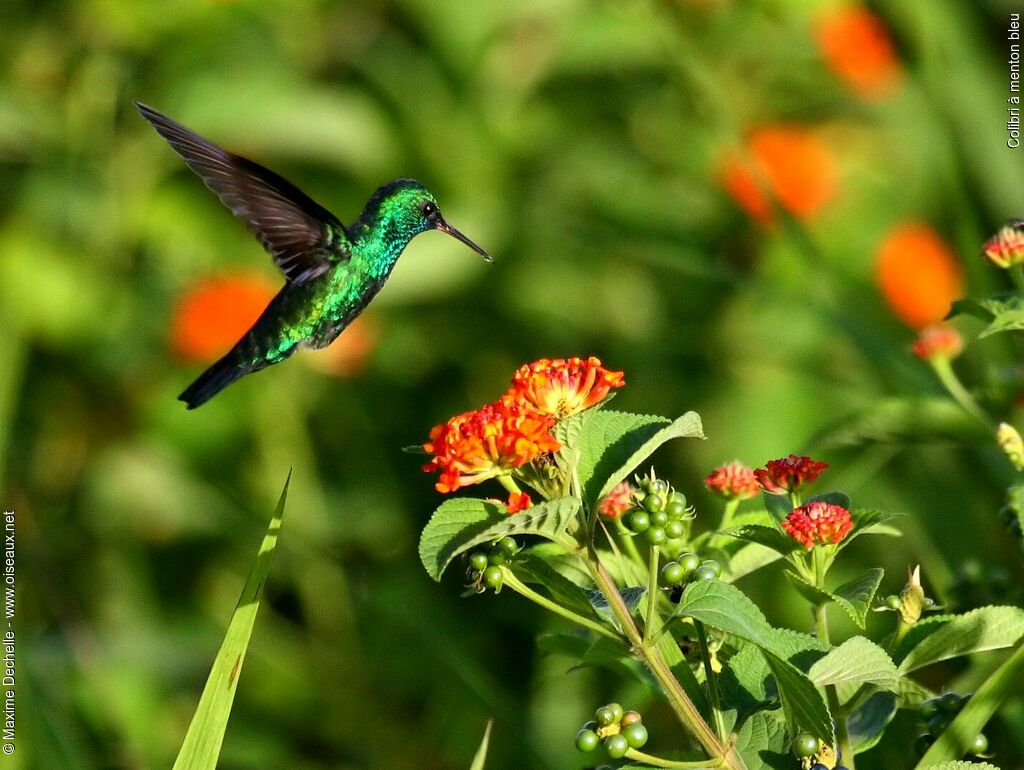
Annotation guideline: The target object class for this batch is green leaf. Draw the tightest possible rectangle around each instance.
[419,497,581,581]
[468,720,492,770]
[762,649,834,748]
[896,605,1024,673]
[916,642,1024,767]
[511,551,598,620]
[916,763,1001,770]
[847,692,897,753]
[172,475,289,770]
[762,492,793,522]
[729,524,801,557]
[673,580,776,651]
[586,586,645,625]
[807,491,851,509]
[724,542,785,582]
[838,509,902,551]
[783,570,833,606]
[733,710,790,770]
[809,636,899,692]
[831,568,885,629]
[949,293,1024,337]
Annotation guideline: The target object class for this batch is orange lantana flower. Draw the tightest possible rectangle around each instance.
[510,357,625,418]
[423,398,561,494]
[704,461,760,501]
[876,223,964,330]
[170,275,276,362]
[981,220,1024,269]
[721,126,837,225]
[912,324,963,361]
[781,502,853,550]
[815,6,901,99]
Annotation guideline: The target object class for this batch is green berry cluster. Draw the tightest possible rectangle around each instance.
[624,474,693,546]
[660,552,721,589]
[915,693,989,757]
[575,703,648,760]
[465,537,519,592]
[791,732,846,770]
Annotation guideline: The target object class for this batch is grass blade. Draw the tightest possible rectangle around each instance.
[468,720,493,770]
[172,472,291,770]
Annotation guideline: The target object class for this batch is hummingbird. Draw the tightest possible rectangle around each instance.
[136,103,491,409]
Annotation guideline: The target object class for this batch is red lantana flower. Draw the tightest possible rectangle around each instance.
[755,455,828,495]
[423,397,560,493]
[510,357,625,418]
[505,491,533,514]
[598,482,635,519]
[704,461,760,500]
[912,324,963,361]
[781,502,853,549]
[981,220,1024,269]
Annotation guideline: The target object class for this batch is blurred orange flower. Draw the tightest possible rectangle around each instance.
[876,223,964,329]
[721,126,837,225]
[170,275,276,362]
[815,6,901,99]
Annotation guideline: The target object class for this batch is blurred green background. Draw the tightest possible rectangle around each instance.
[4,0,1024,767]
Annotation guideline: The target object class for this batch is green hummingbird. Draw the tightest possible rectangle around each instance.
[137,103,491,409]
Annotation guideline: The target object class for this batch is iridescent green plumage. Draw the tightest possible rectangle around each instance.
[137,104,490,408]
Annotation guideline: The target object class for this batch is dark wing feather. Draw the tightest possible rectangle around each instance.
[136,102,349,284]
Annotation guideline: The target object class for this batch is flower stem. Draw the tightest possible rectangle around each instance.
[814,601,830,646]
[719,499,739,531]
[826,685,855,770]
[585,552,742,769]
[496,474,522,495]
[929,357,990,428]
[499,568,619,641]
[624,747,727,768]
[694,620,726,742]
[643,545,660,644]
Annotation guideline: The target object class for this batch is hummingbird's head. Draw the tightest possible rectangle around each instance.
[360,179,492,262]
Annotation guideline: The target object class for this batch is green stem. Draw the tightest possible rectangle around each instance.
[499,568,619,641]
[929,357,990,428]
[826,684,854,769]
[624,747,726,768]
[814,601,830,646]
[694,620,726,742]
[496,474,522,496]
[644,545,660,644]
[719,499,739,531]
[586,553,741,770]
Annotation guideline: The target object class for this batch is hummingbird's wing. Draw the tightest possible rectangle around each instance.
[136,103,350,285]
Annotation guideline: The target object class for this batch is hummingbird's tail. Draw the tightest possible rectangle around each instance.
[178,353,255,410]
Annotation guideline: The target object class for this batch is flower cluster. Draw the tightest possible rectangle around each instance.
[781,502,853,549]
[598,482,635,519]
[981,219,1024,269]
[912,324,963,361]
[704,461,760,500]
[754,454,828,495]
[423,357,625,510]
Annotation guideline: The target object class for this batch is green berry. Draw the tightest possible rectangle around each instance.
[968,732,988,755]
[628,511,651,533]
[632,489,647,504]
[607,702,624,723]
[884,594,901,610]
[792,733,819,758]
[638,477,653,493]
[700,560,722,578]
[620,711,642,726]
[487,549,507,566]
[661,562,686,586]
[650,510,669,527]
[496,537,518,557]
[914,733,934,757]
[669,490,686,505]
[918,699,938,720]
[646,527,667,545]
[937,692,963,714]
[595,705,617,726]
[650,479,669,495]
[469,552,489,572]
[605,734,629,759]
[666,500,687,519]
[692,565,718,582]
[664,520,685,539]
[575,728,600,753]
[678,552,701,575]
[482,565,503,590]
[622,722,648,748]
[644,493,667,514]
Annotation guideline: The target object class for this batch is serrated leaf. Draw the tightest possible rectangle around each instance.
[733,710,790,770]
[673,580,776,651]
[838,509,902,552]
[596,411,705,499]
[762,491,793,522]
[419,497,581,581]
[172,476,289,770]
[783,570,833,606]
[724,542,784,582]
[762,649,834,747]
[586,586,646,625]
[809,636,898,692]
[916,641,1024,767]
[468,720,492,770]
[831,568,885,629]
[949,293,1024,337]
[896,605,1024,673]
[729,524,801,556]
[847,692,897,753]
[511,551,598,620]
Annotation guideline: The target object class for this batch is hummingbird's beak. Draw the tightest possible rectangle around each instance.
[435,219,493,263]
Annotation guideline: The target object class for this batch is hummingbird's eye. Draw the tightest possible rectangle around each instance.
[420,201,438,220]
